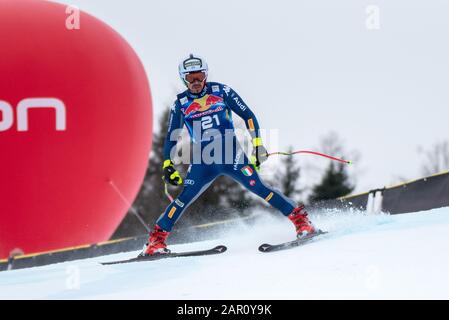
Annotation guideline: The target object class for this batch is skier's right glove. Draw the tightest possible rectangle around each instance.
[163,160,183,186]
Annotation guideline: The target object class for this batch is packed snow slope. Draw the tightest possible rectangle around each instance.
[1,207,449,299]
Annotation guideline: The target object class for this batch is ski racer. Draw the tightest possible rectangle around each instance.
[141,54,318,256]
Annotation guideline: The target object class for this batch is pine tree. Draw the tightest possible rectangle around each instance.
[308,162,354,202]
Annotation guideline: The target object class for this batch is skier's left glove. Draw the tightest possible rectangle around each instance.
[251,137,268,171]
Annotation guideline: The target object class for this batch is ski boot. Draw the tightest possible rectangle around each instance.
[140,225,171,256]
[288,205,317,239]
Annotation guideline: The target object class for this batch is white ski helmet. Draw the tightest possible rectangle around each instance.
[178,54,208,86]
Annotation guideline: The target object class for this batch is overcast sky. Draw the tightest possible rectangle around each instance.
[55,0,449,193]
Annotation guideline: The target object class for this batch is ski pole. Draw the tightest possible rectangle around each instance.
[164,181,175,203]
[163,150,351,202]
[264,150,352,165]
[108,179,152,233]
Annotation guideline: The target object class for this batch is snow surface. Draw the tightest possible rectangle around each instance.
[1,207,449,300]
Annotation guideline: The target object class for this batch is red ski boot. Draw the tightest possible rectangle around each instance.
[141,225,170,256]
[288,205,317,239]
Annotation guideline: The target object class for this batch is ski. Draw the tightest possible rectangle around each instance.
[101,245,227,265]
[258,230,328,253]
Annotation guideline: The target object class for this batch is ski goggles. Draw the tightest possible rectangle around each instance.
[185,71,207,83]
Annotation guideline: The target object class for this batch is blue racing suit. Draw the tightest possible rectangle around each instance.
[156,82,297,232]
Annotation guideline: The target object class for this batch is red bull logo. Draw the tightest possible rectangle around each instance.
[184,101,202,117]
[205,94,223,107]
[184,94,224,117]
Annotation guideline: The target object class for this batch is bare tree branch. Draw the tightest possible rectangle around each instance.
[418,140,449,176]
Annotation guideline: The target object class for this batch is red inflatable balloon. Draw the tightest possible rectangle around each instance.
[0,0,152,258]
